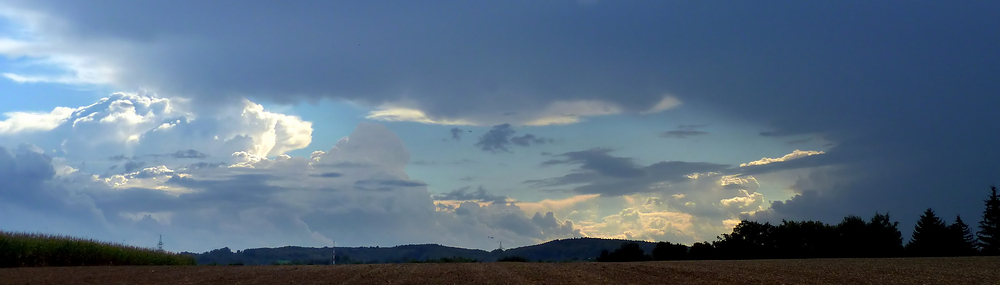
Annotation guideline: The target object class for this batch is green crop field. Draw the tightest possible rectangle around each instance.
[0,231,195,267]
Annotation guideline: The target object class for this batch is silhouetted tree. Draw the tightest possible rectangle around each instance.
[497,256,528,262]
[651,241,687,261]
[687,242,715,260]
[772,220,837,258]
[828,213,903,258]
[713,220,775,259]
[597,249,610,262]
[978,185,1000,255]
[596,242,650,262]
[907,208,950,256]
[947,215,977,256]
[835,215,869,257]
[867,212,903,257]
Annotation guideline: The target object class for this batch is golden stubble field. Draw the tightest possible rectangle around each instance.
[1,257,997,285]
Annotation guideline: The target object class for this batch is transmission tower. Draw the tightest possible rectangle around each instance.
[157,234,164,252]
[490,236,503,252]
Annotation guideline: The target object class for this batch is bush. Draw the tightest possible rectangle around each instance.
[497,256,529,262]
[651,242,688,261]
[596,242,651,262]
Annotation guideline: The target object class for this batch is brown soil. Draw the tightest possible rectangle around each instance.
[1,256,997,285]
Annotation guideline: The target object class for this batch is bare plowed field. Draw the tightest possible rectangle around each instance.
[2,257,997,284]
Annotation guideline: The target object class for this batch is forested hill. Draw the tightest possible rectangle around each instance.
[190,238,656,265]
[502,238,656,262]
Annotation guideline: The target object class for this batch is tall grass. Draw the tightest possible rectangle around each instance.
[0,231,196,267]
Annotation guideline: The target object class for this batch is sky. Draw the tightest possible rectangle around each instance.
[0,1,998,253]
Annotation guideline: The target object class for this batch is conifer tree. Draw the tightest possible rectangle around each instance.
[978,185,1000,255]
[948,215,976,255]
[908,208,948,256]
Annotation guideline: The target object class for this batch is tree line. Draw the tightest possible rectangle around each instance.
[598,185,1000,261]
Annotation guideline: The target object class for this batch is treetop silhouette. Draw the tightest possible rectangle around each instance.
[978,185,1000,254]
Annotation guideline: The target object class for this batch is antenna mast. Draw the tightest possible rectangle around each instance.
[157,234,164,252]
[332,241,336,265]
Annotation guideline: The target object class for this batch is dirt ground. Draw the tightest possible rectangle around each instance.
[1,256,997,284]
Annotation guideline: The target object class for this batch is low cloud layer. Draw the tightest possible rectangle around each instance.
[475,124,551,153]
[434,186,508,204]
[0,105,581,252]
[660,125,709,139]
[534,148,732,197]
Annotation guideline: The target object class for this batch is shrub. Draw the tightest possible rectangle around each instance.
[497,256,529,262]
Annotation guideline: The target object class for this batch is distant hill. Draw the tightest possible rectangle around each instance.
[190,238,660,265]
[500,238,657,262]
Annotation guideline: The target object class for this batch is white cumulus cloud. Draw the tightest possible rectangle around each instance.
[640,95,682,115]
[740,149,825,167]
[0,107,75,134]
[0,93,312,172]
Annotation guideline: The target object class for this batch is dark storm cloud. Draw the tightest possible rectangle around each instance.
[163,149,208,159]
[660,130,708,139]
[98,174,286,214]
[166,173,275,190]
[108,150,208,173]
[0,146,55,189]
[313,162,372,169]
[786,138,813,145]
[108,155,134,162]
[0,1,745,117]
[648,2,1000,234]
[476,124,517,152]
[533,148,729,196]
[660,125,709,139]
[510,134,551,146]
[5,1,1000,237]
[531,147,842,197]
[450,128,465,140]
[183,162,227,169]
[677,124,708,130]
[0,146,109,237]
[542,148,643,178]
[354,179,428,191]
[310,172,343,178]
[450,201,581,240]
[433,186,507,203]
[123,160,145,173]
[475,124,549,152]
